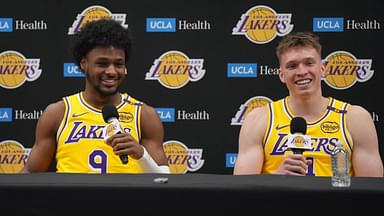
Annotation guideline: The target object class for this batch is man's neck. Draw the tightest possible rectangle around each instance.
[287,94,329,122]
[82,91,121,109]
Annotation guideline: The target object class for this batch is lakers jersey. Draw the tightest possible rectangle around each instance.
[262,97,354,176]
[56,92,143,173]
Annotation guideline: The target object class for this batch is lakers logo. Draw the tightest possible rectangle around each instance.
[0,50,42,89]
[105,124,115,136]
[0,140,31,173]
[292,136,305,147]
[232,5,293,44]
[231,96,272,125]
[68,5,128,35]
[146,51,205,89]
[323,51,374,89]
[163,140,204,174]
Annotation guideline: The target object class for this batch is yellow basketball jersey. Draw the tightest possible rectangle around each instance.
[56,92,143,173]
[262,97,354,176]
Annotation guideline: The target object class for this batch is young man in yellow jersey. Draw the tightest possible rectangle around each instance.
[234,32,383,176]
[23,19,169,174]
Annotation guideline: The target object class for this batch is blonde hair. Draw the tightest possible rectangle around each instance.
[276,32,322,63]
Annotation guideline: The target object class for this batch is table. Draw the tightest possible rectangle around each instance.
[1,173,383,215]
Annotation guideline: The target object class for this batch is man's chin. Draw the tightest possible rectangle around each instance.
[98,87,119,97]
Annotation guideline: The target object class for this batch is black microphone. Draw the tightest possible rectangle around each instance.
[287,117,312,154]
[102,104,128,164]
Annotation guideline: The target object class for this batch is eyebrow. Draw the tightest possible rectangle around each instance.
[285,57,317,64]
[94,57,125,62]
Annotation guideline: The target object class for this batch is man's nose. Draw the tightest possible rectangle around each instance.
[105,64,117,75]
[297,64,308,75]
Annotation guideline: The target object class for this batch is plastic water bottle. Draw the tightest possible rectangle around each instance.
[331,141,351,187]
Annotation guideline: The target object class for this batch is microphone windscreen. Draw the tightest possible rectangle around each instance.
[102,104,119,123]
[290,117,307,134]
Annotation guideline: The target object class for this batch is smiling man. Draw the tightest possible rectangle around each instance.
[23,19,169,174]
[234,32,383,177]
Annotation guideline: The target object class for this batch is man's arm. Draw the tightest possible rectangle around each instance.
[140,104,168,166]
[105,103,168,173]
[22,101,64,173]
[233,106,268,175]
[347,105,383,176]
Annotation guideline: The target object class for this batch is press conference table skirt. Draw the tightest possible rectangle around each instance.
[1,173,383,215]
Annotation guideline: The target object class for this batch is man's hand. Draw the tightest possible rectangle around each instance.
[274,154,312,176]
[105,133,144,160]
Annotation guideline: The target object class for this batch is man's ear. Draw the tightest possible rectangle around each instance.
[279,67,286,83]
[80,58,87,72]
[320,63,326,78]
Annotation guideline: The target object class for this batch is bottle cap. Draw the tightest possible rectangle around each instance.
[335,140,343,146]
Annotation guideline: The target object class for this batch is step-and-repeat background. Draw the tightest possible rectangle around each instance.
[1,0,382,174]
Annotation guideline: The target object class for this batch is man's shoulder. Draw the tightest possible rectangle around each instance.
[347,104,370,116]
[246,104,269,123]
[45,100,65,113]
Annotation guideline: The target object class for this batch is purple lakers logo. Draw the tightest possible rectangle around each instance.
[163,140,204,174]
[146,51,205,89]
[270,134,338,156]
[322,51,374,89]
[65,121,133,143]
[68,5,128,35]
[231,96,272,125]
[65,122,105,143]
[0,50,42,89]
[232,5,293,44]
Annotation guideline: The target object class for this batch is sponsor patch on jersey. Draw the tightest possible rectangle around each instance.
[321,121,340,133]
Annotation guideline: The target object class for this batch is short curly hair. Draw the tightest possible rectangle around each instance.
[72,19,132,67]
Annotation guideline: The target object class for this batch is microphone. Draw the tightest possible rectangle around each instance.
[287,117,312,154]
[102,104,128,164]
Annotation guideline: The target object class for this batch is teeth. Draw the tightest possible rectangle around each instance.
[102,79,117,83]
[295,79,310,85]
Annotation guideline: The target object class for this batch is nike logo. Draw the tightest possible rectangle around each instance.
[275,124,289,130]
[72,112,89,118]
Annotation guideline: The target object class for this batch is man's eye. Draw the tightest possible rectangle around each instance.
[97,63,109,67]
[115,63,125,68]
